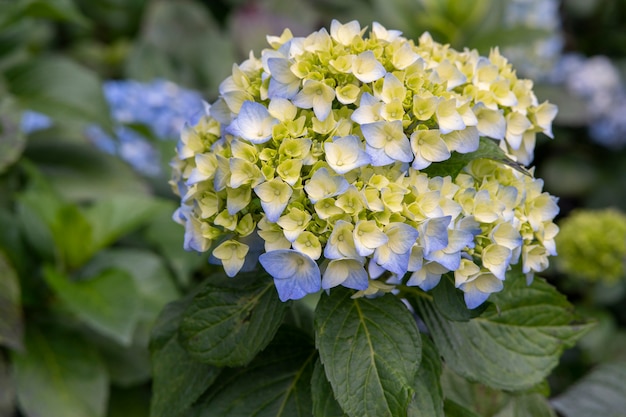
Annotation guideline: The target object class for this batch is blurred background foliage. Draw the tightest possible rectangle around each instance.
[1,0,626,416]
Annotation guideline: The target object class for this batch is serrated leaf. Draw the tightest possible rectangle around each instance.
[179,272,289,367]
[11,323,108,417]
[314,288,421,417]
[190,327,316,417]
[6,56,112,129]
[408,337,444,417]
[0,251,23,350]
[415,273,592,391]
[551,361,626,417]
[311,359,348,417]
[432,274,489,321]
[423,137,530,179]
[43,266,141,345]
[150,295,219,417]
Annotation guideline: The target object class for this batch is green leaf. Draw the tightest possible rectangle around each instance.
[179,272,289,367]
[190,327,316,417]
[11,323,108,417]
[423,137,530,179]
[85,195,166,252]
[415,273,592,391]
[6,55,112,129]
[0,97,26,175]
[0,251,23,350]
[494,393,556,417]
[432,274,489,321]
[23,138,150,201]
[107,386,151,417]
[443,399,482,417]
[408,337,444,417]
[440,366,508,415]
[143,204,206,287]
[52,203,95,269]
[552,361,626,417]
[311,359,348,417]
[84,248,180,321]
[2,0,90,28]
[44,266,141,345]
[150,295,219,417]
[314,288,421,417]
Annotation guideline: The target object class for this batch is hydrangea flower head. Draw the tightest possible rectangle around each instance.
[555,208,626,284]
[171,20,559,308]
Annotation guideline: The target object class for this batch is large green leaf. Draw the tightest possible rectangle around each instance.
[44,266,141,345]
[0,251,23,350]
[494,393,556,417]
[441,367,554,417]
[189,327,316,417]
[150,295,219,417]
[415,273,591,391]
[85,195,166,253]
[84,248,179,321]
[311,359,347,417]
[314,288,421,417]
[422,137,529,179]
[23,139,150,201]
[179,272,289,367]
[431,274,489,321]
[5,55,112,129]
[11,323,108,417]
[551,361,626,417]
[408,337,444,417]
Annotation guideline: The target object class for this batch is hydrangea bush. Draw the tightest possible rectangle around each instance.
[162,20,589,417]
[171,19,559,308]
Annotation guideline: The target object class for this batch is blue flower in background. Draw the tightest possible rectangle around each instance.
[21,79,206,176]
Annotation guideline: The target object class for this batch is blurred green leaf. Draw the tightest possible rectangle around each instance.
[0,354,15,417]
[84,248,179,321]
[443,399,482,417]
[494,393,556,417]
[53,203,95,269]
[150,294,220,417]
[190,327,316,417]
[0,251,23,350]
[0,0,90,29]
[126,0,233,95]
[11,322,108,417]
[441,367,508,416]
[311,359,347,417]
[23,138,150,201]
[44,266,141,345]
[5,55,112,130]
[315,288,421,417]
[552,361,626,417]
[179,272,288,367]
[415,272,592,391]
[107,386,151,417]
[143,203,205,287]
[84,195,166,253]
[471,27,553,53]
[0,97,26,175]
[408,337,444,417]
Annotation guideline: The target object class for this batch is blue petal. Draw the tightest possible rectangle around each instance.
[464,289,490,309]
[259,250,321,301]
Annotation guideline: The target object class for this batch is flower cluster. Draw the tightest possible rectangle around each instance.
[548,54,626,149]
[171,20,558,308]
[555,208,626,284]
